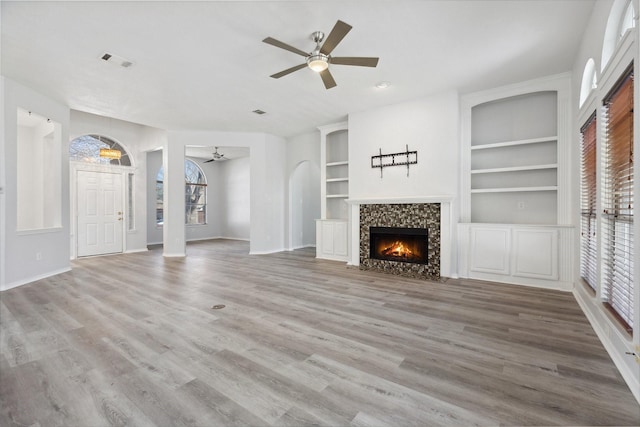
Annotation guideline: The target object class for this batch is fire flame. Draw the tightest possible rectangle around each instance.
[381,241,415,259]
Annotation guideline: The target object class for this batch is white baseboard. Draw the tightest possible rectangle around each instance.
[250,247,287,255]
[287,244,316,251]
[573,287,640,404]
[125,248,148,254]
[1,267,72,292]
[163,252,186,257]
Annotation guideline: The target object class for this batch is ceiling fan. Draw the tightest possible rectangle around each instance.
[263,20,379,89]
[204,147,226,163]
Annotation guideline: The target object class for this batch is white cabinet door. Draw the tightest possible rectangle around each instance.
[316,219,349,262]
[333,221,348,257]
[512,228,559,280]
[470,226,511,275]
[321,221,335,256]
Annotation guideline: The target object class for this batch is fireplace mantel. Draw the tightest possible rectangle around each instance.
[346,195,454,205]
[346,195,455,278]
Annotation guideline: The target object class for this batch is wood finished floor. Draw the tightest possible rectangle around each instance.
[1,239,638,427]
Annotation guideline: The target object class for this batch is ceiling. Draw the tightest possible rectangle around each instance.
[1,1,595,139]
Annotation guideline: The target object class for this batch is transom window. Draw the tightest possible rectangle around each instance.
[69,134,131,166]
[618,0,636,40]
[156,159,207,226]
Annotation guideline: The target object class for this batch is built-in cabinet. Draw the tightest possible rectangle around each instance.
[316,122,350,262]
[459,74,573,289]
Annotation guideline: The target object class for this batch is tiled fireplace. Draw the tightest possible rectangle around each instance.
[359,203,441,280]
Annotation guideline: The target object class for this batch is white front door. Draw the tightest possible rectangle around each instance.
[77,171,124,257]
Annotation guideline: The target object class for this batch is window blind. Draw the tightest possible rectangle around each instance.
[602,64,634,332]
[580,112,597,291]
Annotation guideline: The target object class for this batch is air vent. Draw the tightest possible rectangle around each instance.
[252,109,267,115]
[100,52,134,68]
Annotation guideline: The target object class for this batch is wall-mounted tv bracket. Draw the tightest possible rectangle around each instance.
[371,145,417,178]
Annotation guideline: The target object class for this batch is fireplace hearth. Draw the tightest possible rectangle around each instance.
[369,227,428,264]
[359,203,440,280]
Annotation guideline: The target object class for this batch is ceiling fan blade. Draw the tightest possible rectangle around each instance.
[204,159,215,163]
[331,57,379,67]
[320,20,352,55]
[270,63,307,79]
[320,69,337,89]
[262,37,308,57]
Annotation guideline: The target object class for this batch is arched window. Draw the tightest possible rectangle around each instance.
[618,0,636,39]
[579,58,598,107]
[156,159,207,226]
[602,0,636,71]
[69,134,131,166]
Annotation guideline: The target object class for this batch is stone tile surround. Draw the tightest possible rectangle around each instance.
[360,203,441,280]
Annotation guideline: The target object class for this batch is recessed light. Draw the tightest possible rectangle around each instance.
[375,81,391,89]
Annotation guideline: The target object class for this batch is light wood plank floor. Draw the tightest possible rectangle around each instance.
[1,239,638,426]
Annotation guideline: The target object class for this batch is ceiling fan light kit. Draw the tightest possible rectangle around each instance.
[307,54,329,72]
[263,20,379,89]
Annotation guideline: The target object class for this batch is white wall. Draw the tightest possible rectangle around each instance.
[1,77,71,290]
[349,91,460,199]
[250,133,287,254]
[218,156,250,240]
[286,131,321,249]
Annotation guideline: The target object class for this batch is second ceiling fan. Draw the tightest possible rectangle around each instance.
[204,147,226,163]
[263,20,379,89]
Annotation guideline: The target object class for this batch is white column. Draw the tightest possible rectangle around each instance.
[162,141,185,257]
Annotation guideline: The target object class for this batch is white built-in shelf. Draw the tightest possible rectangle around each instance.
[470,136,557,151]
[471,164,558,174]
[326,177,349,182]
[326,161,349,167]
[471,186,558,194]
[326,194,349,198]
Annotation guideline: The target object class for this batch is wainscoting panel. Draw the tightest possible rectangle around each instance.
[458,223,574,291]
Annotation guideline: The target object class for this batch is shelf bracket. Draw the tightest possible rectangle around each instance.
[371,145,418,178]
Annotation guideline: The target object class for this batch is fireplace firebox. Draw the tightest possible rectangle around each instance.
[369,227,428,264]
